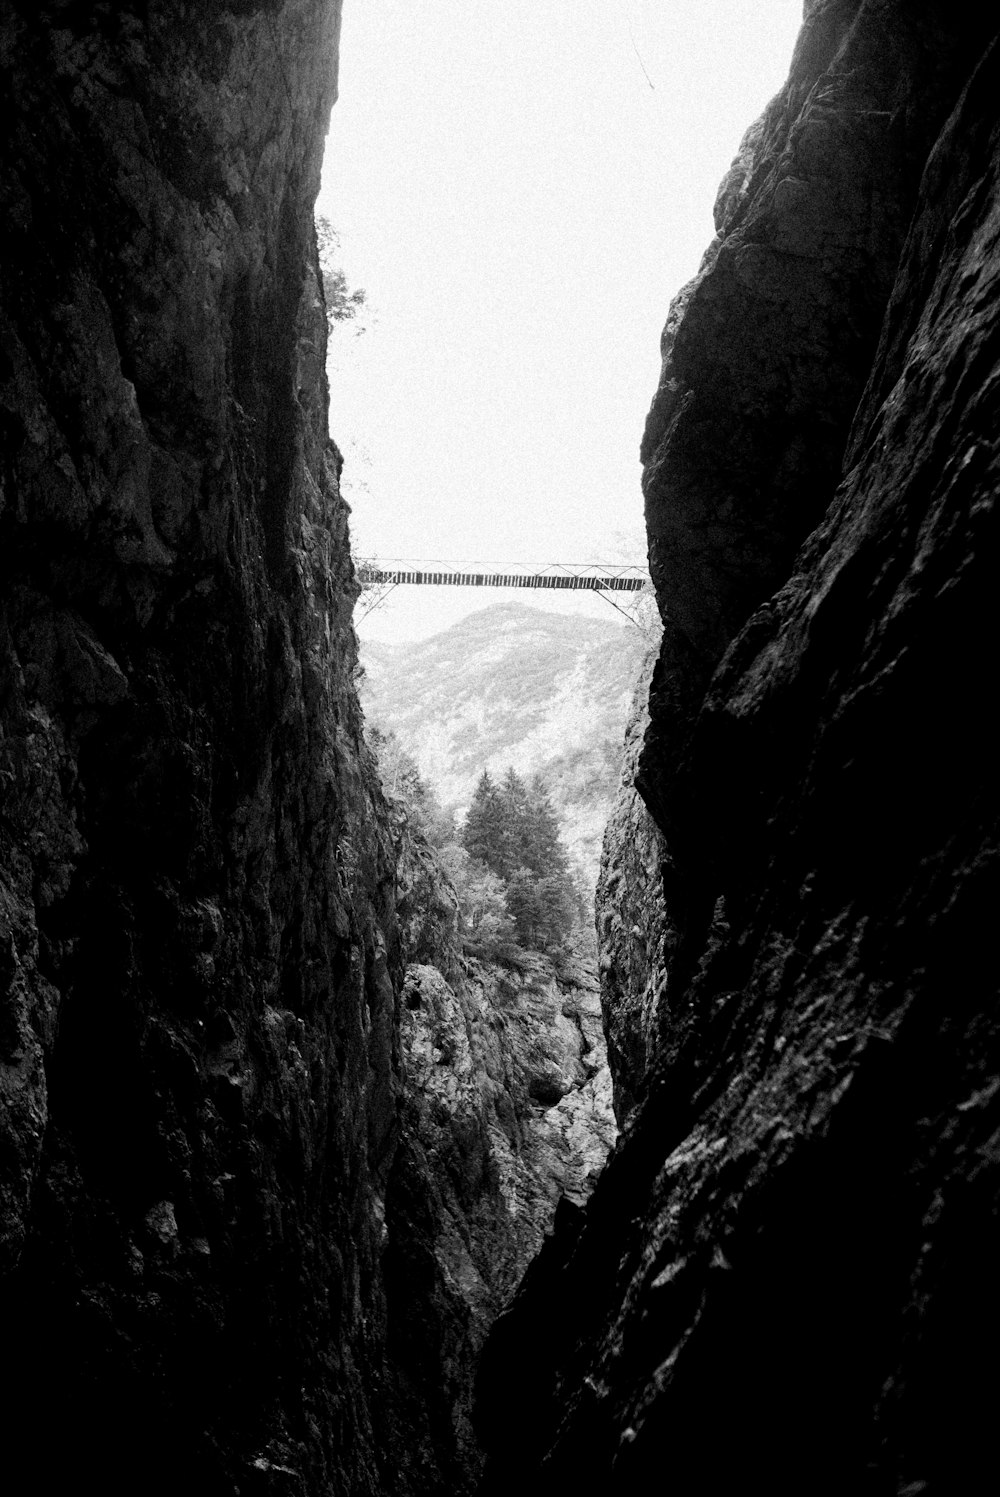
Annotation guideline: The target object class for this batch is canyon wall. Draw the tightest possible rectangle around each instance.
[478,6,1000,1493]
[595,644,669,1123]
[0,3,407,1490]
[378,809,615,1490]
[6,4,1000,1493]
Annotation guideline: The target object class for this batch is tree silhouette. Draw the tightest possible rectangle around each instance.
[315,215,367,330]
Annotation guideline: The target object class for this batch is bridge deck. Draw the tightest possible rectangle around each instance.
[358,567,646,591]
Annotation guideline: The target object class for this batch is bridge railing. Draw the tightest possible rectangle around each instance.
[355,560,648,592]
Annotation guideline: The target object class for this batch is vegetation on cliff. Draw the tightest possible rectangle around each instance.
[315,213,368,331]
[364,720,615,1488]
[368,725,586,962]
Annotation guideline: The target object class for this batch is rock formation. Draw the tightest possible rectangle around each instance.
[379,800,616,1491]
[595,643,670,1123]
[0,3,402,1491]
[477,7,1000,1494]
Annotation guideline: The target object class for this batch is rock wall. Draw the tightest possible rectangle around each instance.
[381,810,616,1491]
[594,642,670,1123]
[477,8,1000,1494]
[0,4,408,1492]
[8,4,999,1492]
[637,1,996,840]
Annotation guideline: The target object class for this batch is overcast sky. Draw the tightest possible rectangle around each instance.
[317,0,804,640]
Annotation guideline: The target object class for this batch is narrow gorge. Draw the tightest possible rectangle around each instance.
[1,4,998,1495]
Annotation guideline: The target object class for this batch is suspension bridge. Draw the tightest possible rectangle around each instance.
[355,559,650,622]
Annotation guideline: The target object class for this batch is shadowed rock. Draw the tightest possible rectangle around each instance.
[477,12,1000,1495]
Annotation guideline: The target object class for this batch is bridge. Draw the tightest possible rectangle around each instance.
[355,559,650,622]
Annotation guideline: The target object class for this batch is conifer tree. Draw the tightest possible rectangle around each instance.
[461,771,504,871]
[459,766,579,953]
[522,775,570,882]
[496,767,529,880]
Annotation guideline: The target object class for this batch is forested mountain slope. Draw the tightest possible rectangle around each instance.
[359,602,649,884]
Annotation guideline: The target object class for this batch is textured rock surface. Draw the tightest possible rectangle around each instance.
[383,811,616,1490]
[478,11,1000,1496]
[9,3,1000,1493]
[0,5,415,1493]
[594,643,671,1123]
[637,1,997,839]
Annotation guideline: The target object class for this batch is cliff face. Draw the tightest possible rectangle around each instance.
[637,1,996,839]
[478,8,1000,1494]
[594,643,670,1123]
[381,812,616,1491]
[8,3,1000,1492]
[0,4,407,1492]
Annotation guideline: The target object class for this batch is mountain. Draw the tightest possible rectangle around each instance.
[358,602,652,886]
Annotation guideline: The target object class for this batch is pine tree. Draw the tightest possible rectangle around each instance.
[522,775,570,881]
[458,766,582,955]
[461,771,505,872]
[506,866,544,948]
[495,767,530,880]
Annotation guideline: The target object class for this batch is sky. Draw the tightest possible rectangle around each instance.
[317,0,804,641]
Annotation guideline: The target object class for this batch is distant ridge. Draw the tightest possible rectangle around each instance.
[359,602,650,885]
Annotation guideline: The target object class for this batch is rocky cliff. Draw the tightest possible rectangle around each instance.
[7,3,1000,1493]
[379,798,616,1491]
[0,4,407,1492]
[478,7,1000,1494]
[594,645,670,1124]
